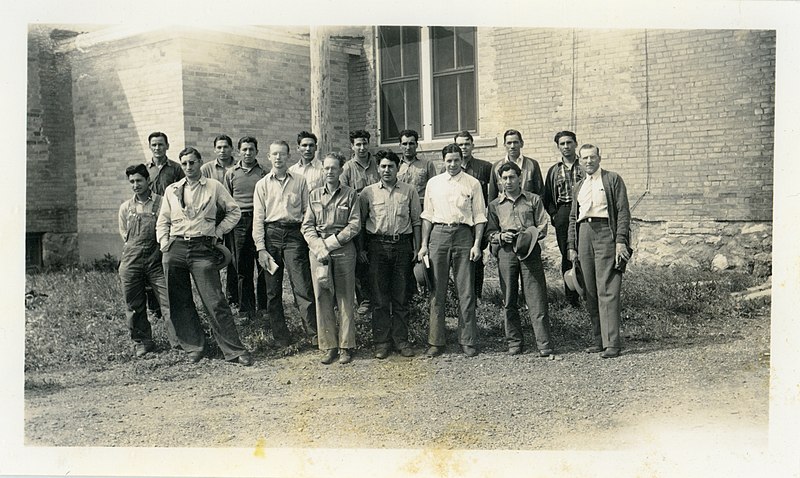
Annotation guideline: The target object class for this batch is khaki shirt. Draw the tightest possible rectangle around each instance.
[359,181,421,236]
[252,171,309,251]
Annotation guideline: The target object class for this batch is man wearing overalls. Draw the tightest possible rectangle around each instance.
[118,164,176,357]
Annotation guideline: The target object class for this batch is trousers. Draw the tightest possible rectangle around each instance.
[428,224,477,347]
[497,243,551,350]
[578,220,622,349]
[309,241,357,350]
[163,238,249,360]
[368,236,413,350]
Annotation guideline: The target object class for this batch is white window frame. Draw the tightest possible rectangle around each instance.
[376,26,480,148]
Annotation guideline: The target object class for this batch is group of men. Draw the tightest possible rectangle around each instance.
[117,127,631,366]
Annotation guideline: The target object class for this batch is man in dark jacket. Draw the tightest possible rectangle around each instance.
[543,131,585,306]
[567,144,632,359]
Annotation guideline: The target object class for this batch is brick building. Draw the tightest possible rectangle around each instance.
[26,25,774,273]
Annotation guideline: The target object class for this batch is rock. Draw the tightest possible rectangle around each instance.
[711,254,729,271]
[741,223,769,235]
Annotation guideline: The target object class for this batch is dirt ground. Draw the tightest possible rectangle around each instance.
[24,310,769,452]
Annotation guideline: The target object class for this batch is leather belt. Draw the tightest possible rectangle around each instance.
[581,217,608,223]
[369,233,412,243]
[266,221,301,228]
[433,222,466,228]
[174,235,213,242]
[240,211,254,217]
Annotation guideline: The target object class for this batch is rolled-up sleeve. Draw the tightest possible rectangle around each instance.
[252,178,267,251]
[214,182,241,237]
[156,195,172,247]
[118,202,128,241]
[471,180,487,224]
[532,195,549,241]
[409,188,422,228]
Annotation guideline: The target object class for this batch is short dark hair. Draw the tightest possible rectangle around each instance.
[441,143,463,160]
[503,129,524,143]
[375,149,400,167]
[237,136,258,150]
[554,131,577,144]
[578,144,601,157]
[179,147,202,161]
[497,161,522,177]
[398,129,419,142]
[323,151,347,167]
[297,131,318,145]
[453,130,474,142]
[125,163,149,179]
[213,134,233,147]
[270,140,291,153]
[349,129,371,144]
[148,131,169,145]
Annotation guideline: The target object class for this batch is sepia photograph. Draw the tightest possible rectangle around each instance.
[3,0,799,477]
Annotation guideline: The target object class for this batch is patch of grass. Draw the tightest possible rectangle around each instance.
[25,262,770,372]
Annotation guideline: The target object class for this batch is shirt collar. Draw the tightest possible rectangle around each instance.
[268,169,291,180]
[323,183,341,195]
[505,155,524,167]
[588,167,603,181]
[215,158,233,168]
[447,170,465,181]
[133,192,153,204]
[352,153,373,168]
[498,190,525,204]
[236,160,260,172]
[401,155,417,164]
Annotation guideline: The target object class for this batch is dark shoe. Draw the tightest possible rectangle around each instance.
[538,348,553,357]
[374,347,390,359]
[356,301,371,315]
[601,347,621,358]
[320,348,338,365]
[398,347,415,358]
[134,342,155,358]
[462,345,478,357]
[508,346,522,356]
[229,352,254,366]
[425,345,443,358]
[338,348,353,364]
[310,335,319,347]
[585,345,603,353]
[188,350,204,363]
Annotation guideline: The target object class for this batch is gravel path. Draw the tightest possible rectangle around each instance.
[24,311,769,451]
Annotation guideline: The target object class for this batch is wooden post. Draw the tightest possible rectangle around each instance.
[310,26,332,157]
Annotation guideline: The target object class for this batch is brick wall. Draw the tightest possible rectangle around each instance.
[477,28,774,225]
[356,27,774,270]
[70,32,185,259]
[27,27,78,235]
[179,30,353,162]
[66,28,356,260]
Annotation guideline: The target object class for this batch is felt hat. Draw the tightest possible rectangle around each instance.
[513,227,539,261]
[564,261,585,298]
[413,260,435,291]
[212,243,233,270]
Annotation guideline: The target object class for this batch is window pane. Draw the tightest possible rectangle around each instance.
[381,82,404,141]
[381,80,420,142]
[434,75,458,135]
[405,80,421,134]
[379,26,401,79]
[402,27,420,76]
[456,27,475,68]
[432,26,455,73]
[459,73,477,131]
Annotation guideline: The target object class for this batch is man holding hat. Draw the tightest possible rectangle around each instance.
[359,149,421,359]
[156,147,253,365]
[567,144,632,359]
[486,161,553,356]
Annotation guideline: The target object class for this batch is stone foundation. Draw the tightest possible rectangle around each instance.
[42,232,79,268]
[630,221,772,276]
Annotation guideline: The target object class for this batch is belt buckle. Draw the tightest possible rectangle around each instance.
[391,234,399,242]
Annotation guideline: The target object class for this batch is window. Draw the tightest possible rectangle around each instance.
[378,26,478,143]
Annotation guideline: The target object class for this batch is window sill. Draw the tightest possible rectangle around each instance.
[379,136,497,153]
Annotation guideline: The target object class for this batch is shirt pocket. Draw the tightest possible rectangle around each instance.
[334,205,350,226]
[456,189,471,213]
[371,199,387,221]
[287,192,301,214]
